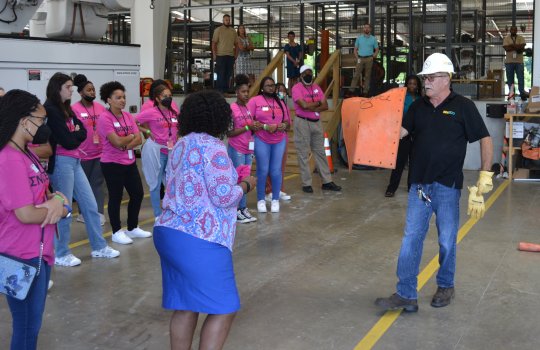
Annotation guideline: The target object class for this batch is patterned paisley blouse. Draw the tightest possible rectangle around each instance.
[156,132,244,251]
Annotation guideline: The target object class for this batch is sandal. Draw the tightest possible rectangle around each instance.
[385,191,394,197]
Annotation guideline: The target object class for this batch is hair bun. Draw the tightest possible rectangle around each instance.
[73,74,90,92]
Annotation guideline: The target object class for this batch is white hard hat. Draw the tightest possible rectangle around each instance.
[300,65,313,74]
[418,53,455,75]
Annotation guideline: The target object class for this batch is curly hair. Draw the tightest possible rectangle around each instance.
[234,74,250,91]
[100,81,125,103]
[0,89,41,150]
[46,72,75,120]
[179,90,231,139]
[73,74,92,93]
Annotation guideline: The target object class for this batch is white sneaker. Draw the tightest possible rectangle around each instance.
[99,213,106,226]
[76,214,85,223]
[55,254,82,267]
[280,191,291,201]
[241,208,257,222]
[112,230,133,245]
[237,209,251,224]
[126,227,152,238]
[91,246,120,258]
[48,280,54,291]
[271,199,280,213]
[257,200,267,213]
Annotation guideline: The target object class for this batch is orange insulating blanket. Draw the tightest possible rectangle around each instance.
[518,242,540,252]
[341,87,407,171]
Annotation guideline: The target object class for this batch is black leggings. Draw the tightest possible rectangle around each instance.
[100,162,144,233]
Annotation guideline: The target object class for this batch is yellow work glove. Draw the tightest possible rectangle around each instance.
[476,170,494,195]
[467,186,486,219]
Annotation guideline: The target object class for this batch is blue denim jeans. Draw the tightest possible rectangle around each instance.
[396,182,461,300]
[150,152,169,217]
[227,145,253,209]
[505,62,525,95]
[254,137,286,201]
[6,259,51,350]
[50,155,107,257]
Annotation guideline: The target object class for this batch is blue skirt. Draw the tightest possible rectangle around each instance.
[153,226,240,314]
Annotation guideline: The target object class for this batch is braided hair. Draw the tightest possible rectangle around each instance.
[257,76,286,121]
[179,90,231,139]
[46,72,75,120]
[0,89,41,150]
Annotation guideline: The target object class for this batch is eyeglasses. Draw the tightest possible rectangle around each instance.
[29,115,48,124]
[263,84,276,88]
[421,74,448,82]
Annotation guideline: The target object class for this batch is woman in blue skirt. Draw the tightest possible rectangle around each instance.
[154,90,256,350]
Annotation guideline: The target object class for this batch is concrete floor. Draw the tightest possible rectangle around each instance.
[2,163,540,350]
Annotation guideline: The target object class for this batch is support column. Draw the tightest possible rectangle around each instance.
[534,0,540,86]
[131,1,170,78]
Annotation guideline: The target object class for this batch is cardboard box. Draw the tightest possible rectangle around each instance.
[525,86,540,113]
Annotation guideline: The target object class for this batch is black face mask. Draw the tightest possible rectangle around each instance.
[27,120,51,145]
[302,75,313,84]
[82,94,95,102]
[161,97,173,108]
[262,91,275,98]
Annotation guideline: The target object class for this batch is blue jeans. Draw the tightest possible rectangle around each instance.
[396,182,461,300]
[254,136,286,201]
[150,152,169,217]
[6,259,51,350]
[50,155,107,258]
[227,144,253,209]
[505,62,525,95]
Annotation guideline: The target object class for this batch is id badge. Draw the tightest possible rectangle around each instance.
[513,52,517,59]
[113,122,121,127]
[128,149,134,160]
[315,112,320,117]
[248,140,255,151]
[167,139,174,150]
[93,133,100,144]
[262,106,269,112]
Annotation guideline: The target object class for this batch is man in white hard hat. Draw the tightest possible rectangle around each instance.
[375,53,494,312]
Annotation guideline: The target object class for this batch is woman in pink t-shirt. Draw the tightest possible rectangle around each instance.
[45,73,119,267]
[247,76,291,214]
[98,81,152,245]
[0,90,69,349]
[141,79,180,113]
[136,84,179,217]
[72,74,107,225]
[226,74,262,224]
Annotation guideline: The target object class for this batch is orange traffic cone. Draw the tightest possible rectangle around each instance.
[324,132,335,174]
[518,242,540,252]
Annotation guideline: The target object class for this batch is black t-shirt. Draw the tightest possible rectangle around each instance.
[402,92,489,189]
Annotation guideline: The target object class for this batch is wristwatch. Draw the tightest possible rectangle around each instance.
[63,204,73,218]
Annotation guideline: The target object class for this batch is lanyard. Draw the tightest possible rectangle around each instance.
[236,103,252,122]
[157,107,173,138]
[303,84,315,102]
[262,96,276,119]
[109,109,130,136]
[81,102,97,130]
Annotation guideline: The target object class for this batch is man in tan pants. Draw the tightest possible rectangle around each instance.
[292,65,341,193]
[349,24,379,96]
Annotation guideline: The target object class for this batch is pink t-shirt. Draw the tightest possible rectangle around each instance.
[72,101,106,161]
[0,146,55,265]
[55,117,83,159]
[141,98,180,113]
[247,95,290,144]
[97,110,140,165]
[135,106,179,154]
[228,102,254,154]
[292,82,324,121]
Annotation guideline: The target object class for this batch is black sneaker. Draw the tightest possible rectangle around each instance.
[302,186,313,193]
[430,287,455,308]
[322,182,342,191]
[375,293,418,312]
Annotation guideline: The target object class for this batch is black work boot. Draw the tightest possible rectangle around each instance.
[321,182,342,191]
[375,293,418,312]
[430,287,455,308]
[302,186,313,193]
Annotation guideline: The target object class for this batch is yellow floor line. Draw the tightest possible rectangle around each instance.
[354,180,510,350]
[69,174,299,249]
